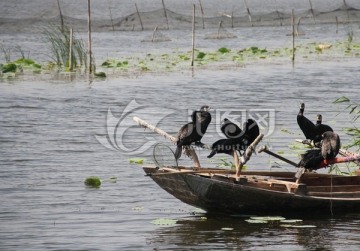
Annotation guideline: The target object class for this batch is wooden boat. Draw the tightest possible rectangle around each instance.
[143,166,360,215]
[134,116,360,215]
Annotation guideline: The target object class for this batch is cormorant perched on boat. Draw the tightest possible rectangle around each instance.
[297,103,316,140]
[298,131,341,170]
[174,106,211,160]
[313,114,333,147]
[321,131,340,159]
[245,118,260,144]
[207,118,260,158]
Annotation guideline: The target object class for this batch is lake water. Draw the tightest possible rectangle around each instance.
[1,0,360,250]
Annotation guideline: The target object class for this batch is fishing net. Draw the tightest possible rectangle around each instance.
[152,143,178,168]
[3,1,360,33]
[205,22,237,39]
[141,28,172,42]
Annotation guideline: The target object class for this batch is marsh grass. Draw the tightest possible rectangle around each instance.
[334,96,360,150]
[43,25,87,69]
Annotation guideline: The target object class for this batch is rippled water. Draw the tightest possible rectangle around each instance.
[1,1,360,250]
[1,60,360,250]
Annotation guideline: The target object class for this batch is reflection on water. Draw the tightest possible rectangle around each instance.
[148,213,360,250]
[1,3,360,245]
[1,61,360,250]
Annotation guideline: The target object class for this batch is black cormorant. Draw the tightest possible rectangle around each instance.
[245,118,260,144]
[297,103,316,140]
[321,131,340,159]
[313,114,333,146]
[207,118,260,158]
[174,106,211,160]
[298,131,341,170]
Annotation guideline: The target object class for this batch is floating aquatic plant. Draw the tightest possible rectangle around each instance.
[151,218,177,226]
[84,176,101,188]
[218,47,230,54]
[281,224,316,228]
[129,158,144,164]
[132,206,144,211]
[1,63,17,73]
[221,227,234,231]
[280,219,303,223]
[250,216,286,221]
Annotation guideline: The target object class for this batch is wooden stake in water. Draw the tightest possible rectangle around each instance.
[191,4,195,67]
[217,20,223,39]
[162,0,169,29]
[69,28,73,71]
[108,6,115,31]
[198,0,205,29]
[292,9,295,64]
[243,0,253,27]
[152,26,158,42]
[336,16,339,34]
[135,3,144,31]
[308,0,316,24]
[57,0,64,31]
[87,0,92,74]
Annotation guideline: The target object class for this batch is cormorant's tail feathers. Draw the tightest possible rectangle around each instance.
[174,146,182,160]
[207,151,216,158]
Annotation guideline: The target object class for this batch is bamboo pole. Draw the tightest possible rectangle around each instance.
[108,6,115,31]
[152,26,158,42]
[231,12,234,28]
[135,3,144,31]
[161,0,169,29]
[243,0,253,27]
[336,16,339,34]
[308,0,316,24]
[291,9,295,64]
[217,20,222,39]
[198,0,205,29]
[69,28,73,71]
[191,4,195,67]
[57,0,64,31]
[132,116,202,167]
[87,0,92,74]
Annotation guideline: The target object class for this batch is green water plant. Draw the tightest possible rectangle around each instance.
[84,176,101,188]
[43,25,87,69]
[334,96,360,150]
[1,63,17,73]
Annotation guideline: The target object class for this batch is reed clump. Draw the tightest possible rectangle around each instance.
[43,25,87,70]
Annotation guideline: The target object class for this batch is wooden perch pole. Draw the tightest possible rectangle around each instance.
[243,0,253,27]
[135,3,144,31]
[162,0,169,29]
[237,134,264,176]
[87,0,93,74]
[191,4,196,67]
[57,0,64,31]
[69,28,73,71]
[291,9,295,64]
[199,0,205,29]
[133,116,203,168]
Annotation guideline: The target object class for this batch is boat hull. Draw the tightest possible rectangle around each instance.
[143,166,360,215]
